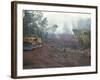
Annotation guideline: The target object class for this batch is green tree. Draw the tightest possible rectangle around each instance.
[23,10,48,42]
[72,18,91,49]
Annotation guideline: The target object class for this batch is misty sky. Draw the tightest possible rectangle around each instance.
[43,11,91,34]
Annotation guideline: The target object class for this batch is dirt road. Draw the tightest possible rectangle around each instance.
[23,43,90,69]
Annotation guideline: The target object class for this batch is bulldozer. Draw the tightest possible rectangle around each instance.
[23,36,42,50]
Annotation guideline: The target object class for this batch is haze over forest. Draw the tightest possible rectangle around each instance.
[42,11,91,34]
[23,10,91,37]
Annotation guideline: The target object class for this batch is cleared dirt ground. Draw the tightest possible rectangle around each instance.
[23,34,91,69]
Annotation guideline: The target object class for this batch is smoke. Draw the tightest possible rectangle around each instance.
[43,11,91,35]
